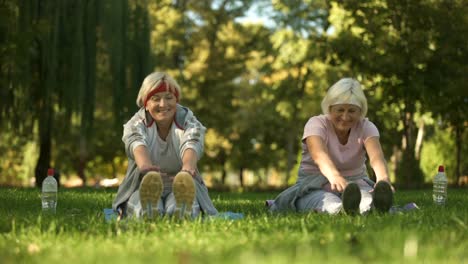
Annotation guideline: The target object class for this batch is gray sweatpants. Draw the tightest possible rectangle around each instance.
[296,179,373,214]
[126,189,200,218]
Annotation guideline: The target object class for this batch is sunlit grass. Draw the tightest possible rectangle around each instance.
[0,188,466,263]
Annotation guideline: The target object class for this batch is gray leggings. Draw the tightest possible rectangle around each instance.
[126,189,200,218]
[296,179,373,214]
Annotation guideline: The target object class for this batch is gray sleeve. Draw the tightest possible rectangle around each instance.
[122,112,148,159]
[180,114,206,160]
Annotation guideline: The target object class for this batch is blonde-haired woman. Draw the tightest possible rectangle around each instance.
[270,78,394,215]
[113,72,218,219]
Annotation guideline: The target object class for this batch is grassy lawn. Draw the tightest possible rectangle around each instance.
[0,187,466,263]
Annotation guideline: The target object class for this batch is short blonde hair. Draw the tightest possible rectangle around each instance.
[136,72,182,108]
[321,78,368,118]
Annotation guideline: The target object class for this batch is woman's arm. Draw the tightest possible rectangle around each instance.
[177,108,204,177]
[364,137,394,190]
[133,145,154,171]
[122,110,150,160]
[306,136,348,192]
[133,145,161,176]
[179,113,206,161]
[181,148,198,177]
[122,111,160,173]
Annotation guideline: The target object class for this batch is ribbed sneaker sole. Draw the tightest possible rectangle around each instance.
[139,171,163,219]
[373,181,393,213]
[172,171,195,219]
[342,183,361,215]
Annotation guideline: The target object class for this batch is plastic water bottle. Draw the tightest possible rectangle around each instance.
[433,165,447,205]
[42,168,58,214]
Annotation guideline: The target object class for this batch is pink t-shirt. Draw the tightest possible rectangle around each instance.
[299,115,379,177]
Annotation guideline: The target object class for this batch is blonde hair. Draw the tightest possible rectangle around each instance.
[321,78,368,118]
[136,72,182,108]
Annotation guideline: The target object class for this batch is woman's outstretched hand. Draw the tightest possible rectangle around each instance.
[328,175,348,193]
[181,167,196,178]
[139,165,161,176]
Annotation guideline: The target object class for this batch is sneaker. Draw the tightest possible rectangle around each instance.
[342,183,361,215]
[172,171,196,219]
[139,171,163,219]
[373,181,393,213]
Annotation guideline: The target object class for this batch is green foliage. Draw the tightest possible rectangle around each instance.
[0,0,466,187]
[420,125,468,184]
[0,130,38,186]
[329,0,468,185]
[395,149,425,186]
[0,188,467,263]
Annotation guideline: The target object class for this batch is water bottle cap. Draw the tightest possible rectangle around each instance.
[438,165,444,172]
[48,168,55,176]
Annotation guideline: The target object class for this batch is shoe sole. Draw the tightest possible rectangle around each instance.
[373,181,393,213]
[172,171,196,219]
[139,171,163,219]
[342,183,361,215]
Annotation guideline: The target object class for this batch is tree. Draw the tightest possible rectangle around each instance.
[258,0,335,184]
[1,1,122,186]
[424,0,468,185]
[330,0,442,185]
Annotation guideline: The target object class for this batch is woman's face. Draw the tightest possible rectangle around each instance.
[329,104,361,133]
[146,91,177,125]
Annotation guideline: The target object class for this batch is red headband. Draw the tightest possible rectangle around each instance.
[144,82,179,107]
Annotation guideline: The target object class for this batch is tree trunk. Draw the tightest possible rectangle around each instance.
[218,150,227,184]
[239,167,244,187]
[396,105,424,186]
[285,132,297,184]
[34,0,58,187]
[221,168,227,185]
[35,116,52,187]
[284,67,309,184]
[415,119,425,160]
[74,0,98,186]
[109,0,128,128]
[173,0,188,81]
[455,125,462,186]
[131,1,151,91]
[78,137,87,186]
[112,161,117,179]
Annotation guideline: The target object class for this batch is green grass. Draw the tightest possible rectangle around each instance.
[0,188,466,263]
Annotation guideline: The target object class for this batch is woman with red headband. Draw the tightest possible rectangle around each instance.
[269,78,394,215]
[113,72,218,219]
